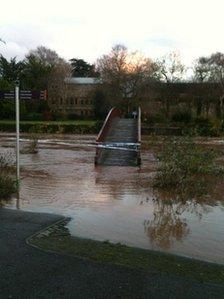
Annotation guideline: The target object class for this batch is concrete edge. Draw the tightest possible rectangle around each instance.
[26,216,69,251]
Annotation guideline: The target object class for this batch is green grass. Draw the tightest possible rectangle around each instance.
[0,120,96,125]
[28,219,224,285]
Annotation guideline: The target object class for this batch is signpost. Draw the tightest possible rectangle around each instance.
[0,86,46,187]
[15,81,20,186]
[0,86,46,204]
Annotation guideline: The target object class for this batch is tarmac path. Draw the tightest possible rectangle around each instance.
[0,208,224,299]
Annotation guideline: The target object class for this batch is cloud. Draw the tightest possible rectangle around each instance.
[0,24,53,60]
[0,0,224,65]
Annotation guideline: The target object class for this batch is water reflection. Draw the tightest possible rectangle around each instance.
[1,134,224,263]
[144,198,190,250]
[16,192,20,210]
[95,165,144,201]
[145,175,223,250]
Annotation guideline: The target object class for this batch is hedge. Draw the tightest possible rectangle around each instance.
[0,121,103,134]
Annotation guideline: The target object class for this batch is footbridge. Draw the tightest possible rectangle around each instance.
[95,108,141,166]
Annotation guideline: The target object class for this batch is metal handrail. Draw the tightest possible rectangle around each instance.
[96,107,121,142]
[138,106,141,144]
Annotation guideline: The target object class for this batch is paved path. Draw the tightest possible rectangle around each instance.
[0,208,224,299]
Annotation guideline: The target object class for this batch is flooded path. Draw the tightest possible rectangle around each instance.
[1,133,224,264]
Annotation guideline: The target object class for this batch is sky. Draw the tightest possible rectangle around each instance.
[0,0,224,68]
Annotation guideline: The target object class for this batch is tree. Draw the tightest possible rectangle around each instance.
[194,53,224,86]
[70,58,98,77]
[22,54,52,89]
[0,78,11,89]
[207,53,224,90]
[0,55,24,86]
[28,46,60,67]
[155,52,185,83]
[154,52,185,117]
[47,57,71,109]
[96,44,156,113]
[93,89,108,119]
[22,46,71,117]
[23,46,71,91]
[193,53,224,117]
[193,57,211,83]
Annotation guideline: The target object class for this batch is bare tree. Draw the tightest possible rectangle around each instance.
[208,53,224,91]
[193,53,224,117]
[155,51,185,83]
[154,52,185,117]
[28,46,60,67]
[48,58,72,108]
[193,57,211,83]
[96,44,156,113]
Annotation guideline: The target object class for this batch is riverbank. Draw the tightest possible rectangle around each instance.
[28,217,224,286]
[1,208,224,299]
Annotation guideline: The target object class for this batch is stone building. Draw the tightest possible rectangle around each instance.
[48,77,101,117]
[139,82,222,118]
[48,77,222,119]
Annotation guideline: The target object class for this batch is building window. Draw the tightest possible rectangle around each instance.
[70,97,74,105]
[75,98,78,105]
[60,98,63,105]
[81,99,84,105]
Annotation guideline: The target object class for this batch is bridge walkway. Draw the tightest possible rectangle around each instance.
[95,108,141,166]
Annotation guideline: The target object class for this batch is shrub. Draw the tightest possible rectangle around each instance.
[193,117,222,137]
[144,112,169,125]
[0,175,17,199]
[0,152,17,200]
[21,127,39,154]
[0,152,15,171]
[0,100,27,119]
[193,117,213,136]
[171,110,192,123]
[153,137,223,189]
[0,122,99,134]
[22,112,43,121]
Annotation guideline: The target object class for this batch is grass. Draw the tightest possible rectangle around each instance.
[0,120,96,125]
[28,219,224,286]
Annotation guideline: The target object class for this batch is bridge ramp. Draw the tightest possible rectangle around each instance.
[97,118,139,166]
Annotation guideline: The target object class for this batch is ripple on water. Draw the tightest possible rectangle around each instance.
[2,134,224,264]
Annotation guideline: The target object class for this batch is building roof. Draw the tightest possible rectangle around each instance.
[65,77,102,85]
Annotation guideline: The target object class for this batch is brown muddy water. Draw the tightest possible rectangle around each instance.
[1,133,224,264]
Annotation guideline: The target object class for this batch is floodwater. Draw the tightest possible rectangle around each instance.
[1,133,224,264]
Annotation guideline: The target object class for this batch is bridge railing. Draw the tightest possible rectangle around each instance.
[95,107,121,164]
[137,106,141,144]
[96,107,122,143]
[137,106,141,165]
